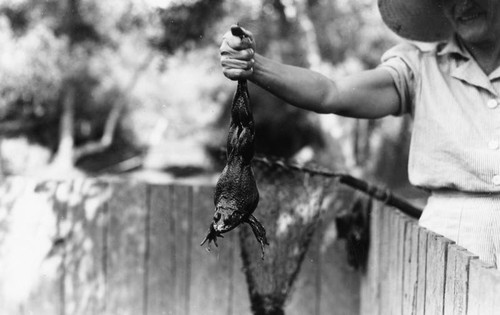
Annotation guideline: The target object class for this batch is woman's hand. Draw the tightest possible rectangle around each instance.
[220,25,255,80]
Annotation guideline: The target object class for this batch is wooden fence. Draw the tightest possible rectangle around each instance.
[1,177,500,315]
[0,177,360,315]
[361,202,500,315]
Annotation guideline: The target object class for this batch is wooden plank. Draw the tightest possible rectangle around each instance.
[188,185,214,315]
[189,185,245,315]
[467,259,500,315]
[415,227,428,315]
[425,232,453,315]
[146,184,176,315]
[286,224,320,315]
[172,185,192,315]
[106,181,147,315]
[26,180,67,315]
[385,209,394,315]
[3,179,65,315]
[63,178,108,315]
[377,206,391,315]
[286,187,362,315]
[387,209,398,315]
[393,211,407,315]
[0,177,28,314]
[230,227,252,315]
[386,210,407,315]
[317,223,361,315]
[360,201,383,315]
[402,221,419,315]
[444,245,476,315]
[397,212,409,315]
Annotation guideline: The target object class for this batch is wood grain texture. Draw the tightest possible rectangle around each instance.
[63,178,108,315]
[19,180,65,315]
[377,206,390,315]
[402,221,419,315]
[415,227,428,315]
[7,179,500,315]
[360,201,383,315]
[444,245,476,315]
[105,181,147,315]
[188,185,246,315]
[467,259,500,315]
[425,233,453,315]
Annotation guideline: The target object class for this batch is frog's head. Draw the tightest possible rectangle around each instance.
[200,206,246,248]
[211,206,245,233]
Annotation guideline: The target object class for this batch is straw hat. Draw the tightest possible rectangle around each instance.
[378,0,453,42]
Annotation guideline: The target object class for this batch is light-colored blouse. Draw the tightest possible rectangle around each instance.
[380,36,500,192]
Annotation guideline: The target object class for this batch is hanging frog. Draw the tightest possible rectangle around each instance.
[201,25,268,256]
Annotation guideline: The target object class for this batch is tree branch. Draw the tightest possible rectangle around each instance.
[73,51,155,162]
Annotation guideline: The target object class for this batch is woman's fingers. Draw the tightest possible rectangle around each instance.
[219,44,254,60]
[220,26,255,80]
[223,68,254,80]
[221,56,254,69]
[222,28,255,51]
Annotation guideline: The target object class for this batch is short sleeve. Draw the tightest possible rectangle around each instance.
[378,43,422,116]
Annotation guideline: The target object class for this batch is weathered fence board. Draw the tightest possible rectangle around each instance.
[425,233,453,315]
[287,188,361,315]
[106,181,148,315]
[360,201,383,315]
[172,185,192,315]
[415,227,428,315]
[467,259,500,315]
[4,178,500,315]
[319,236,361,315]
[377,204,391,315]
[189,185,250,315]
[360,196,500,315]
[147,184,175,315]
[444,245,476,315]
[63,179,108,315]
[23,180,64,315]
[390,212,405,315]
[285,228,321,315]
[402,222,419,315]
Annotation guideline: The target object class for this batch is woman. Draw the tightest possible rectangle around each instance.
[219,0,500,267]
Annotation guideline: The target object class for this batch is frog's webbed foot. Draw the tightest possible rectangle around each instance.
[246,214,269,259]
[200,225,223,251]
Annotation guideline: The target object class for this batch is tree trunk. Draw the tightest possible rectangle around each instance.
[73,52,154,162]
[51,84,76,170]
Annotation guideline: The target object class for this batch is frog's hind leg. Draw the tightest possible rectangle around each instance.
[246,215,269,258]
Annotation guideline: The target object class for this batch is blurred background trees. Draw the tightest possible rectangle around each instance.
[0,0,421,199]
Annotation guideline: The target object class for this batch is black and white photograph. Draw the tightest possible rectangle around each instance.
[0,0,499,314]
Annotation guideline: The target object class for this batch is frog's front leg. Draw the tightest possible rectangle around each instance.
[200,224,223,248]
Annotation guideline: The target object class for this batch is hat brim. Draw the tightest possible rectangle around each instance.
[378,0,453,42]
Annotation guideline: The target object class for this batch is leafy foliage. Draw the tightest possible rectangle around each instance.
[0,0,412,191]
[155,0,224,53]
[0,16,66,122]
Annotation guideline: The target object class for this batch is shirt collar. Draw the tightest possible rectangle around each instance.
[436,35,471,60]
[437,35,498,96]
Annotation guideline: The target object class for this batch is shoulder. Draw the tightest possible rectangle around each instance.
[382,42,440,67]
[381,41,448,78]
[381,42,422,59]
